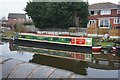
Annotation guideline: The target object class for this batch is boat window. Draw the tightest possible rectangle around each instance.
[25,35,34,39]
[65,38,71,43]
[34,36,37,39]
[36,36,44,40]
[53,37,59,42]
[58,38,64,42]
[58,38,71,43]
[44,37,48,41]
[19,35,25,38]
[48,37,53,41]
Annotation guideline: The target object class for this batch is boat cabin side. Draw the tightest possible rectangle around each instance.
[16,33,93,47]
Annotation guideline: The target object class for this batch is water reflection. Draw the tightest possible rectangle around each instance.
[1,41,34,62]
[1,41,120,77]
[30,54,88,75]
[0,41,3,55]
[91,53,119,70]
[9,40,18,51]
[18,46,92,62]
[8,41,120,70]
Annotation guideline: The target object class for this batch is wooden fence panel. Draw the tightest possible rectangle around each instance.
[98,28,109,35]
[87,28,98,34]
[87,28,120,36]
[110,29,120,36]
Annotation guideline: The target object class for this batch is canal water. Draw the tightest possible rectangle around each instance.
[0,40,120,78]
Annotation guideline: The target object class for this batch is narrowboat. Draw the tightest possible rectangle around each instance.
[14,33,93,53]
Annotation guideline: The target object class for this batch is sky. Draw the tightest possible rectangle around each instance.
[0,0,119,19]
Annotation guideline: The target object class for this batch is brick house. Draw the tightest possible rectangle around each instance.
[8,13,26,30]
[0,20,9,28]
[87,2,120,37]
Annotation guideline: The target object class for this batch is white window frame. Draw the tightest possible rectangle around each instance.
[89,20,96,25]
[114,19,120,24]
[100,10,111,15]
[94,11,97,15]
[98,19,110,28]
[13,19,16,20]
[117,9,120,14]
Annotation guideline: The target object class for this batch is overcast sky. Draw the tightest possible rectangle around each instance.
[0,0,119,19]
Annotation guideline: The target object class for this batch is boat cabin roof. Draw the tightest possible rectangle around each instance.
[19,33,88,39]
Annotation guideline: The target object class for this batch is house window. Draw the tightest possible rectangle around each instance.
[89,20,96,25]
[101,10,111,15]
[114,19,120,24]
[13,19,16,20]
[99,19,110,28]
[90,11,97,15]
[117,10,120,14]
[90,11,94,15]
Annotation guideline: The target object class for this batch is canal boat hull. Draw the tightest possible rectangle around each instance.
[92,46,101,52]
[14,39,92,53]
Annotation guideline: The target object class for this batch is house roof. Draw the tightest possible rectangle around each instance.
[89,2,120,11]
[1,20,8,22]
[0,19,8,22]
[8,13,26,19]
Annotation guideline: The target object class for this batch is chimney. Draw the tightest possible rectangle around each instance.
[118,1,120,5]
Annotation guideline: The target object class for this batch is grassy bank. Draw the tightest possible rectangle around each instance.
[95,42,115,47]
[2,31,15,38]
[93,37,119,47]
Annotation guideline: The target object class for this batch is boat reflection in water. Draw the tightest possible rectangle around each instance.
[30,54,89,75]
[18,45,91,76]
[9,41,120,76]
[18,46,92,62]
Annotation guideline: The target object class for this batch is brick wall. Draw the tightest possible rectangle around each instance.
[88,9,119,28]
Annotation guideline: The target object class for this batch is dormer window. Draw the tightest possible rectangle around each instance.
[91,11,94,15]
[90,11,97,15]
[100,10,111,15]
